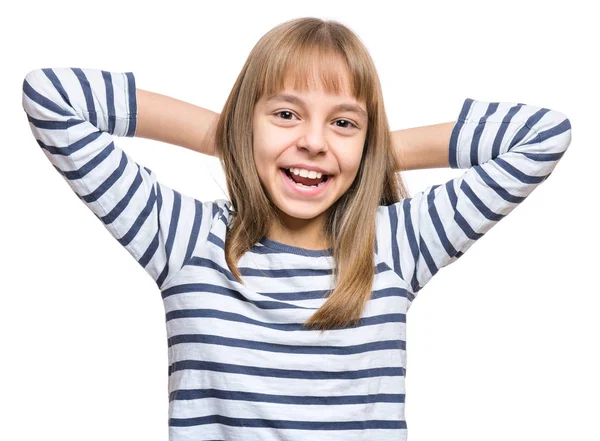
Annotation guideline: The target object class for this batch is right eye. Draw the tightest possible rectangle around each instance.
[274,110,297,121]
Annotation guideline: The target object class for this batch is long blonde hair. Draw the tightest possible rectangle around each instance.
[213,17,410,331]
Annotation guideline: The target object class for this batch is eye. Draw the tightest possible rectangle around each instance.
[274,111,358,130]
[334,119,358,130]
[274,110,297,121]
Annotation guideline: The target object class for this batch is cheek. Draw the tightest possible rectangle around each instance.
[349,155,363,172]
[336,144,365,176]
[252,142,278,188]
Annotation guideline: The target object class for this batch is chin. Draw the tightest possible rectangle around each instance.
[276,202,329,220]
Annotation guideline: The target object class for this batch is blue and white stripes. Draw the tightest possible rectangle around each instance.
[22,68,215,290]
[376,97,571,298]
[22,67,572,441]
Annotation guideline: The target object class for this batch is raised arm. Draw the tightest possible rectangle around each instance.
[392,122,455,171]
[136,88,220,158]
[377,98,572,298]
[21,68,217,290]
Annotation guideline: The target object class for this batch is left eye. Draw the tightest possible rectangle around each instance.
[274,111,357,129]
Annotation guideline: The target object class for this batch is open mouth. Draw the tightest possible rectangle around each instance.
[281,168,330,188]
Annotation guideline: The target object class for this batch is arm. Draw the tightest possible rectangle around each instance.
[136,88,220,159]
[22,68,214,290]
[391,121,455,171]
[137,90,446,167]
[380,98,572,297]
[137,90,448,167]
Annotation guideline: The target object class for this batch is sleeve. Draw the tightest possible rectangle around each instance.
[384,98,572,297]
[21,67,216,290]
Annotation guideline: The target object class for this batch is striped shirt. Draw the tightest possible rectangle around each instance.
[22,67,572,441]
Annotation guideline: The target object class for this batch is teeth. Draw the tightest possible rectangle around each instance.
[290,168,323,179]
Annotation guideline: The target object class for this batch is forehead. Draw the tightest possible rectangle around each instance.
[284,67,354,93]
[264,90,368,121]
[279,65,358,99]
[259,68,367,118]
[260,53,363,99]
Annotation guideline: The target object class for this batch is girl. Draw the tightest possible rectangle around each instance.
[21,16,571,441]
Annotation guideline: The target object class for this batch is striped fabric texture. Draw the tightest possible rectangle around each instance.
[22,67,572,441]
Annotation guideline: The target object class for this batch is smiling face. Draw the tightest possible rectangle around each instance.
[252,71,369,246]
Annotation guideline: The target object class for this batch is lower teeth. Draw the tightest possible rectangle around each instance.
[296,181,323,188]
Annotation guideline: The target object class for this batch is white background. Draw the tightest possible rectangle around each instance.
[2,1,597,440]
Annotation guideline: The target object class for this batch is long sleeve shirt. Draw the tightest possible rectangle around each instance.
[22,67,572,441]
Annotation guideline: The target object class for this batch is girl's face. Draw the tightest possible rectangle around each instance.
[252,74,369,233]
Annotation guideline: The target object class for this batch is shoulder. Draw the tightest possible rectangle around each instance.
[212,198,234,225]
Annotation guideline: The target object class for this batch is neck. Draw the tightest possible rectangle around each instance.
[268,209,331,250]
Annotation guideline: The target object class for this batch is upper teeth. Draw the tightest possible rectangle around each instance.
[289,168,324,179]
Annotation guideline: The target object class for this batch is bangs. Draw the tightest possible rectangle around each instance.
[259,46,368,103]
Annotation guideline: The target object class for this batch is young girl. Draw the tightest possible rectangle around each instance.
[21,17,571,441]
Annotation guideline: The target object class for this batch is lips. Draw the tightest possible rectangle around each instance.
[280,167,333,196]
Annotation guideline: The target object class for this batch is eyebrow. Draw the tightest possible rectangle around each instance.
[265,92,368,121]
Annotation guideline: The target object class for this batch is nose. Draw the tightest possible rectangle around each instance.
[297,121,328,155]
